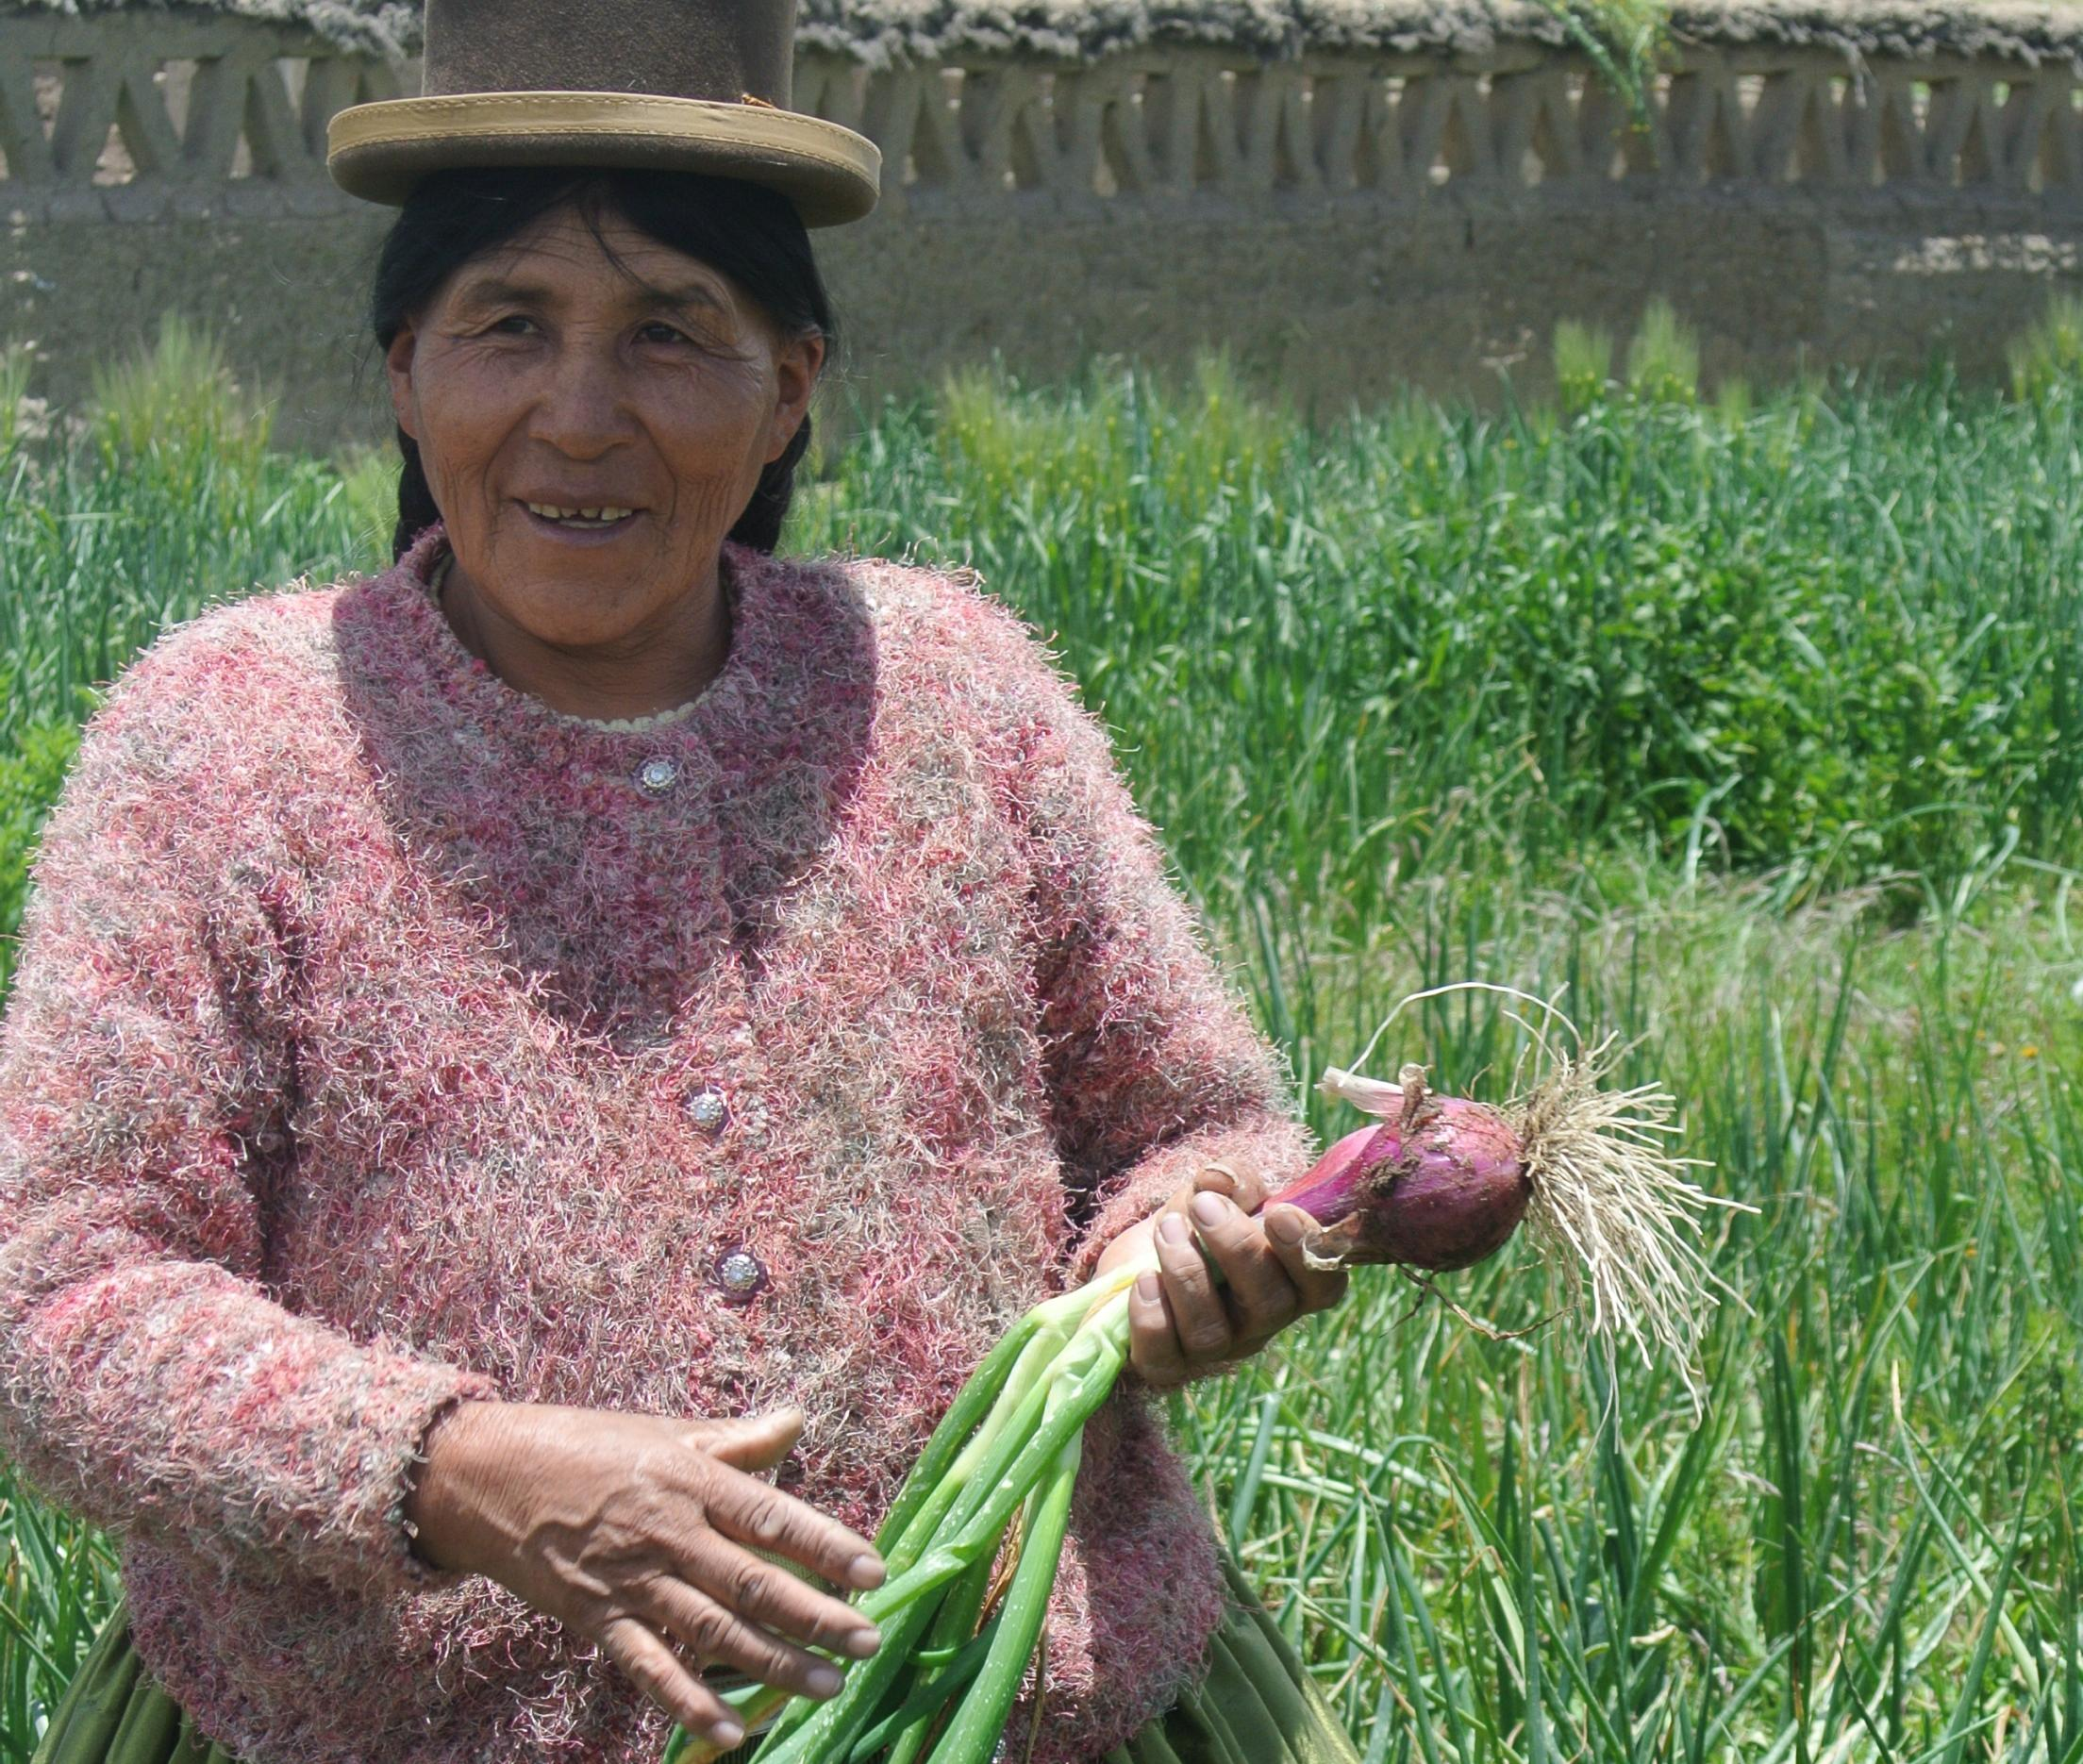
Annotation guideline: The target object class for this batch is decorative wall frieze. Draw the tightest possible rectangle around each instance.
[2,11,2078,225]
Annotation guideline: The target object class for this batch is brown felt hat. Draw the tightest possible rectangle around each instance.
[326,0,879,226]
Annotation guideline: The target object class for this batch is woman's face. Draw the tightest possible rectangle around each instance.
[384,200,824,650]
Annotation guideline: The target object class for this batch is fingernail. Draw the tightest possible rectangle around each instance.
[1158,1214,1191,1246]
[1191,1191,1227,1227]
[710,1720,745,1748]
[1267,1207,1306,1245]
[808,1665,843,1697]
[1135,1273,1162,1304]
[846,1626,882,1658]
[848,1553,885,1589]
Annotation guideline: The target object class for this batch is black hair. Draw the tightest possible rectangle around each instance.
[366,164,838,562]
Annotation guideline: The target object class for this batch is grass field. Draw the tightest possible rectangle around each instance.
[1,313,2080,1763]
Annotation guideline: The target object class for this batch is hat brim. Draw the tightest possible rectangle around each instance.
[327,92,880,227]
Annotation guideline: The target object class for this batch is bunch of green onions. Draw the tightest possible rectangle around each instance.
[662,1021,1740,1763]
[660,1269,1136,1764]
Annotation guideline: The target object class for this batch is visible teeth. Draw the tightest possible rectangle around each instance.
[525,502,633,524]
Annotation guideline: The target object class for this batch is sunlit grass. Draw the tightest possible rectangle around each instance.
[796,348,2083,917]
[1,323,2079,1761]
[1175,875,2083,1761]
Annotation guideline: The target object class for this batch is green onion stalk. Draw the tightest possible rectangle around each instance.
[662,1022,1745,1764]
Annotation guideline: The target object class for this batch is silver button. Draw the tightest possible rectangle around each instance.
[636,757,678,795]
[713,1246,767,1302]
[686,1085,729,1134]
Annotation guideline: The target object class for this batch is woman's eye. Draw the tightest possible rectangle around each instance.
[485,314,535,335]
[641,323,692,345]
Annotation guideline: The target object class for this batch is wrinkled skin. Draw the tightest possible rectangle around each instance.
[406,1403,882,1753]
[384,200,824,724]
[1094,1157,1351,1390]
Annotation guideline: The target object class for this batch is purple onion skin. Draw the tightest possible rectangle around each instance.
[1261,1099,1531,1272]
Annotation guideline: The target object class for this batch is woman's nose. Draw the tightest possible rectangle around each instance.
[528,345,637,455]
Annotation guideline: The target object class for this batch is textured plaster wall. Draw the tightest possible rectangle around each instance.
[7,185,2078,459]
[16,0,2083,77]
[5,10,2081,452]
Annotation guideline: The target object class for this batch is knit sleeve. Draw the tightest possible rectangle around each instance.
[990,616,1318,1297]
[0,632,500,1596]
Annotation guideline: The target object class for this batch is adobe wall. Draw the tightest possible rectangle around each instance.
[4,10,2079,454]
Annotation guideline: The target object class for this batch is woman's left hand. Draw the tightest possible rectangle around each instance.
[1091,1157,1350,1390]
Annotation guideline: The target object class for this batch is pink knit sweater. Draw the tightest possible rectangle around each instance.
[0,524,1317,1764]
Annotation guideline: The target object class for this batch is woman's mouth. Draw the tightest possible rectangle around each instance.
[520,501,639,537]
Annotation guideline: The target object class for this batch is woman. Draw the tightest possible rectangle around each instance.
[2,6,1363,1762]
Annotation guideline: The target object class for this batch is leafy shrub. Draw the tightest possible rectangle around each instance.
[0,713,81,997]
[1533,0,1675,144]
[803,352,2083,911]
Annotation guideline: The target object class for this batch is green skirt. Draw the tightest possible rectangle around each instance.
[33,1554,1362,1764]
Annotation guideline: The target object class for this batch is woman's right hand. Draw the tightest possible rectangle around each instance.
[403,1399,887,1753]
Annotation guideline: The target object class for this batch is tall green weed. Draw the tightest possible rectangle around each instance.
[0,325,369,751]
[2008,288,2083,403]
[88,313,274,484]
[1623,294,1700,405]
[0,345,35,453]
[1553,316,1615,416]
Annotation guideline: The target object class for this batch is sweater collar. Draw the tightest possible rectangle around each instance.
[334,520,881,1039]
[379,520,770,767]
[425,549,707,735]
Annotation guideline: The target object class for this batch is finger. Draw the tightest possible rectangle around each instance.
[1128,1271,1188,1388]
[1154,1211,1232,1363]
[1196,1157,1268,1214]
[1262,1206,1353,1313]
[1188,1191,1300,1340]
[1158,1179,1200,1229]
[596,1613,746,1753]
[644,1575,852,1703]
[701,1461,887,1593]
[676,1532,883,1660]
[681,1406,804,1473]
